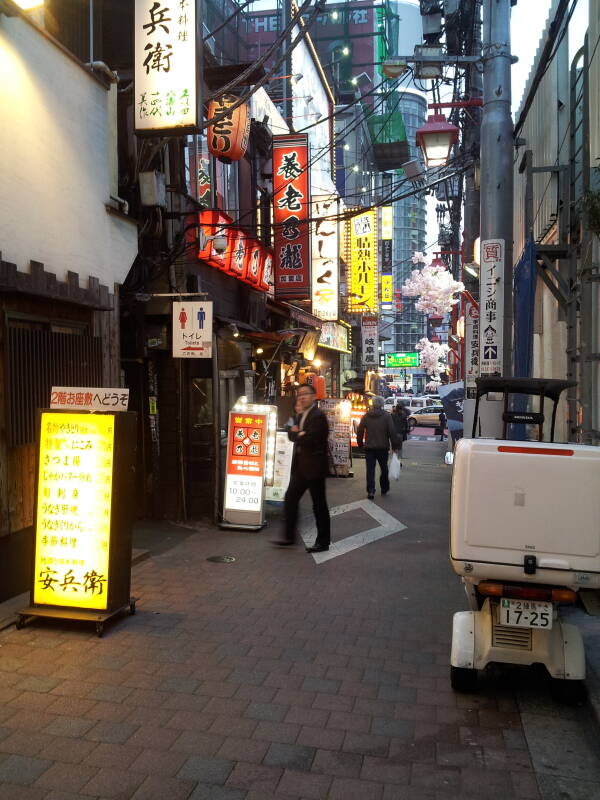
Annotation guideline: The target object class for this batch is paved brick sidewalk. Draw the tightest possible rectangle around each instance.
[0,442,541,799]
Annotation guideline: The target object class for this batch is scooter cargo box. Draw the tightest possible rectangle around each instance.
[451,438,600,588]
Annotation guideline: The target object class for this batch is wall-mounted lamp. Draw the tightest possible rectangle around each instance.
[463,263,479,278]
[199,228,228,254]
[351,72,372,88]
[230,324,240,338]
[256,347,264,355]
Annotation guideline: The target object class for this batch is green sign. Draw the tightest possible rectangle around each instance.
[385,352,420,368]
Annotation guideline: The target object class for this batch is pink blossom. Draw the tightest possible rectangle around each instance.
[416,337,449,376]
[402,260,464,316]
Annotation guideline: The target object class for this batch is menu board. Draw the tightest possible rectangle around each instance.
[34,413,115,610]
[265,432,294,502]
[224,412,268,512]
[319,399,352,477]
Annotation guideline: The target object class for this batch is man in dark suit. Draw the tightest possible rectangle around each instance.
[272,384,331,552]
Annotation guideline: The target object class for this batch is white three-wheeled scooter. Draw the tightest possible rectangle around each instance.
[450,377,600,699]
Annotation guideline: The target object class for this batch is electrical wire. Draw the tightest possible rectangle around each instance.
[203,0,254,42]
[203,0,325,128]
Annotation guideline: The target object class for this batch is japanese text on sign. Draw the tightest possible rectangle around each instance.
[34,413,115,610]
[361,315,379,368]
[135,0,199,132]
[51,387,129,412]
[273,135,311,299]
[172,301,213,358]
[479,239,504,374]
[311,195,339,321]
[348,210,377,312]
[465,302,480,395]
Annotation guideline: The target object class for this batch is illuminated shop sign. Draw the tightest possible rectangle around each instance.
[135,0,200,134]
[273,134,311,299]
[384,352,420,368]
[347,209,377,312]
[319,321,351,353]
[34,413,115,610]
[222,398,277,530]
[311,195,339,321]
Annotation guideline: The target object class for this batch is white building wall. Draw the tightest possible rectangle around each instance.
[0,15,138,287]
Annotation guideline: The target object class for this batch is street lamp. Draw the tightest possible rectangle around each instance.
[415,113,459,167]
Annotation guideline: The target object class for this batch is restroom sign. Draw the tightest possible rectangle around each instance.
[172,301,213,358]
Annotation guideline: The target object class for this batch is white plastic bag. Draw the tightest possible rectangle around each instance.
[389,452,401,480]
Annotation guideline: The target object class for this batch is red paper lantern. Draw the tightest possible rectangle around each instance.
[259,250,273,292]
[207,95,250,163]
[244,239,262,285]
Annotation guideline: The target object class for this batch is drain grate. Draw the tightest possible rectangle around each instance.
[207,555,236,563]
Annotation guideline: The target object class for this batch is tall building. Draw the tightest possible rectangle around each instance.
[391,88,428,353]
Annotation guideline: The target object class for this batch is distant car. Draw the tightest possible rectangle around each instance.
[407,405,444,430]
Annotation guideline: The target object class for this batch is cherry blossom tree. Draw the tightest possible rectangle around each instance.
[402,255,464,316]
[416,337,449,376]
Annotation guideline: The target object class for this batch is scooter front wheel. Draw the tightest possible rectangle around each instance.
[450,665,477,693]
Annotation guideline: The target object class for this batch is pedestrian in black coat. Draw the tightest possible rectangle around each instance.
[438,410,447,441]
[390,403,409,457]
[272,384,331,553]
[357,396,400,499]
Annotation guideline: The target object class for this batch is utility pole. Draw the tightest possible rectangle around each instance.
[463,0,482,281]
[479,0,514,378]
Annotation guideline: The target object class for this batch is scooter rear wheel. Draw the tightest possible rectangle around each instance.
[450,666,477,693]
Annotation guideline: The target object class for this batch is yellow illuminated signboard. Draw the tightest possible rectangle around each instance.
[381,206,393,240]
[381,274,393,304]
[34,413,115,610]
[348,209,377,313]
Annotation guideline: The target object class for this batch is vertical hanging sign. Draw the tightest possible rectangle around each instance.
[172,301,213,358]
[273,134,311,299]
[380,206,393,311]
[347,210,377,312]
[465,300,480,399]
[135,0,201,134]
[361,315,379,369]
[311,195,339,320]
[479,239,504,375]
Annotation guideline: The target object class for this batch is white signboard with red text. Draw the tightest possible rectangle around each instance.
[172,301,213,358]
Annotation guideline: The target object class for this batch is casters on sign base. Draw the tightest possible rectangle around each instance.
[95,622,104,638]
[15,615,25,630]
[129,599,136,615]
